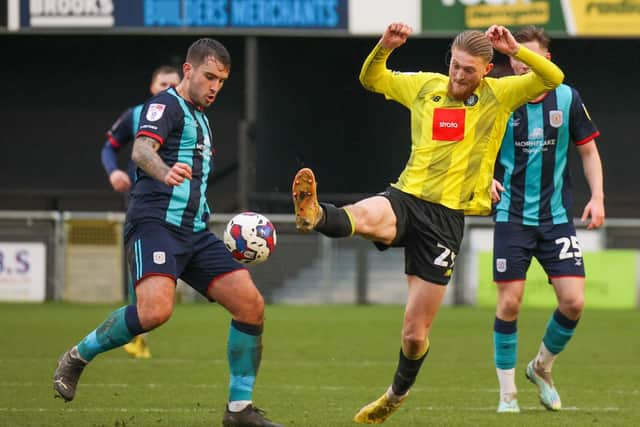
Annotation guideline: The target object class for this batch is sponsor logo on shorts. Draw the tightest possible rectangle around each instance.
[146,104,166,122]
[496,258,507,273]
[153,251,166,265]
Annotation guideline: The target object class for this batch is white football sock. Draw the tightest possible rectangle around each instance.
[535,342,557,373]
[496,368,517,401]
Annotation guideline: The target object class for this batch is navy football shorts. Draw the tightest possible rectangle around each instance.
[376,187,465,285]
[493,221,585,283]
[124,220,245,300]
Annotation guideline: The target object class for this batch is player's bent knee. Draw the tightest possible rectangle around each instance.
[401,333,428,357]
[499,299,522,319]
[560,296,584,319]
[229,289,265,325]
[139,305,174,330]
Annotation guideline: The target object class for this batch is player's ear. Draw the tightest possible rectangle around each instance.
[484,62,494,77]
[182,62,192,79]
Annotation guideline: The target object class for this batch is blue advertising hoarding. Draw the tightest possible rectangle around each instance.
[20,0,348,30]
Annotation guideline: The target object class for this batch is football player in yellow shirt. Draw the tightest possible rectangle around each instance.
[292,22,564,424]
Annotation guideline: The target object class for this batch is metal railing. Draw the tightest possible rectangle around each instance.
[1,211,638,306]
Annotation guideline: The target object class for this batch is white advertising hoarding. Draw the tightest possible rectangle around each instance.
[0,242,46,302]
[349,0,421,34]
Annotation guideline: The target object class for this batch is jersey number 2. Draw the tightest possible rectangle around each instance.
[555,236,582,259]
[434,243,456,267]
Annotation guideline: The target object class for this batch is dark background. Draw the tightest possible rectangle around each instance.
[1,35,637,217]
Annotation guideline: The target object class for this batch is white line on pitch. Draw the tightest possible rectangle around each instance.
[0,406,623,413]
[2,381,638,396]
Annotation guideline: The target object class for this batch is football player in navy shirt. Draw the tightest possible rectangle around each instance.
[56,39,283,427]
[491,26,605,413]
[100,65,180,359]
[101,65,180,193]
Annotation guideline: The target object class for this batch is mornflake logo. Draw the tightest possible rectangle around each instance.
[29,0,114,27]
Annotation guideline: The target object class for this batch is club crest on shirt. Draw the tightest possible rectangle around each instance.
[464,94,478,106]
[549,110,563,128]
[496,258,507,273]
[146,103,166,122]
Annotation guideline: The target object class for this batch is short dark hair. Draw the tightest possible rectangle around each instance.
[513,26,550,50]
[150,65,180,84]
[186,38,231,70]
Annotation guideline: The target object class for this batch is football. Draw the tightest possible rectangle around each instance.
[223,212,277,264]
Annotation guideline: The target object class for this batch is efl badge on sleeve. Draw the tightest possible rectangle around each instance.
[146,103,167,122]
[496,258,507,273]
[549,110,563,128]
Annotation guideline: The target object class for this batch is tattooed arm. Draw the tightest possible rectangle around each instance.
[132,136,192,186]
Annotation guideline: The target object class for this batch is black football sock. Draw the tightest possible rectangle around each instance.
[391,345,429,396]
[314,203,354,238]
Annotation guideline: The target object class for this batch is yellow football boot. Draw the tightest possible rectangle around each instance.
[353,388,408,424]
[292,168,322,232]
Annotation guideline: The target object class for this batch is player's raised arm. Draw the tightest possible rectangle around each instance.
[380,22,412,50]
[132,135,192,186]
[486,25,564,90]
[359,22,412,91]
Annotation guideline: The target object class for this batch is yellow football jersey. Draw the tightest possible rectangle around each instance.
[360,44,564,215]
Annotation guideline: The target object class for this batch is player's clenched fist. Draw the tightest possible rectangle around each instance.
[485,25,519,56]
[164,162,193,186]
[380,22,412,50]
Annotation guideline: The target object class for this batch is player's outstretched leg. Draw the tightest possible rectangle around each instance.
[353,386,409,424]
[525,359,561,411]
[292,168,355,238]
[292,168,322,232]
[53,346,88,402]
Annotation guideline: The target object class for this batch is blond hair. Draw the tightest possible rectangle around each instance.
[451,30,493,63]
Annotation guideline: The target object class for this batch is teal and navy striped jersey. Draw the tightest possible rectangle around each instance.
[127,87,215,232]
[494,84,600,225]
[101,104,145,180]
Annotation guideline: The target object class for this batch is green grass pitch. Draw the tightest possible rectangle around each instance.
[1,303,638,426]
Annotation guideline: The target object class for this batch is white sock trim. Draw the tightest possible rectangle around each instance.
[228,400,252,412]
[385,385,408,403]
